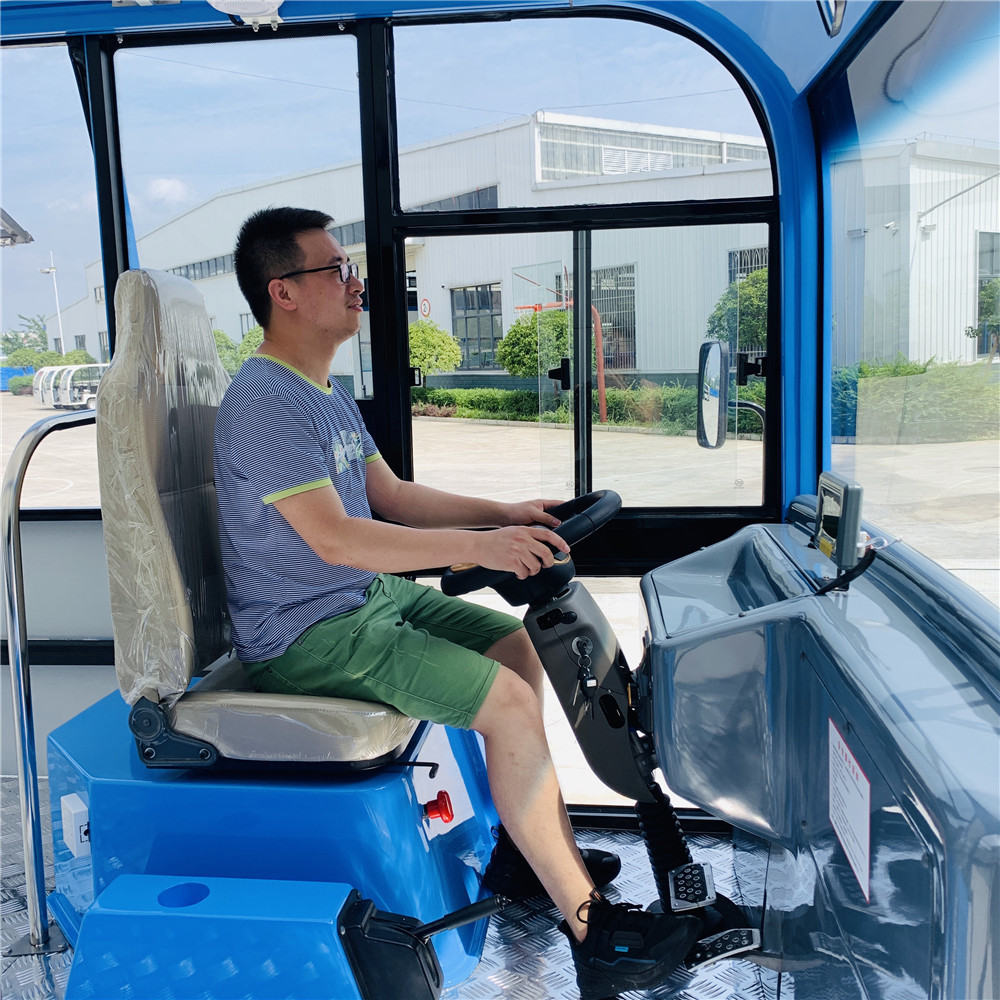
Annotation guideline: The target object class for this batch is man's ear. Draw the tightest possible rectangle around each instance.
[268,277,298,314]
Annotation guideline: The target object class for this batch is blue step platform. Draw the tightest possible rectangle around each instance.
[65,874,361,1000]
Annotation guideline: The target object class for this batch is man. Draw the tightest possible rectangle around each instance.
[214,207,701,997]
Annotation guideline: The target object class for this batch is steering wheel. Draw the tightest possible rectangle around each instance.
[440,490,622,597]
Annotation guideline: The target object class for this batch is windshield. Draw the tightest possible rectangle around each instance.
[820,1,999,606]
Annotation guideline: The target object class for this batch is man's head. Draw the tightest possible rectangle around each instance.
[234,206,335,328]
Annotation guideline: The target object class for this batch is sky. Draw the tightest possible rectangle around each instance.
[1,4,997,339]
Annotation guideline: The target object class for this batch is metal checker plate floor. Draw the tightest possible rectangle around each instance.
[445,828,782,1000]
[2,777,786,1000]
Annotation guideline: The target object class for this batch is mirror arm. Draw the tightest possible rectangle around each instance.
[728,398,766,433]
[736,352,766,386]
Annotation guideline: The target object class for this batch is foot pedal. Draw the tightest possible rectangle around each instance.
[668,862,716,912]
[685,927,761,970]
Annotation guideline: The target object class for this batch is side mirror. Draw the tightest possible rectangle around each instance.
[697,340,729,449]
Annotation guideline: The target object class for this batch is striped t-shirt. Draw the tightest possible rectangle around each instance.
[214,355,380,662]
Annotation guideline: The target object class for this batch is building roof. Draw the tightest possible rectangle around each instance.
[0,208,34,247]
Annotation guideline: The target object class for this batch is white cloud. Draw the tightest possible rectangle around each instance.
[147,177,194,204]
[45,197,85,213]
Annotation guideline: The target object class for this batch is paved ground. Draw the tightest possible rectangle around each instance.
[5,391,994,589]
[3,390,997,802]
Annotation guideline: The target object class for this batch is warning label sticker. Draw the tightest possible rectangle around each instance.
[828,718,871,901]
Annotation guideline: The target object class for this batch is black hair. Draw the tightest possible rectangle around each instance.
[233,206,334,328]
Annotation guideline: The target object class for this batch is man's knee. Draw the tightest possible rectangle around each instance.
[486,628,544,683]
[471,664,542,735]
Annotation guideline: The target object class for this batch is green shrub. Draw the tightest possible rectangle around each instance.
[425,388,459,408]
[214,329,239,374]
[728,377,767,435]
[412,401,456,417]
[409,319,461,376]
[62,349,97,365]
[6,347,41,368]
[659,383,698,433]
[856,361,998,443]
[6,375,34,395]
[831,356,1000,442]
[496,310,570,378]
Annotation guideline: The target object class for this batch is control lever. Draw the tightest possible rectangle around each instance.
[415,895,509,942]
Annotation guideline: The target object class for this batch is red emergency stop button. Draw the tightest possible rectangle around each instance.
[423,790,454,823]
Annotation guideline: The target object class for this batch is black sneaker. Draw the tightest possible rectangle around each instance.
[482,825,621,900]
[560,891,702,1000]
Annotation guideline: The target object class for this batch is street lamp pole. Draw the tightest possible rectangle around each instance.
[39,252,65,355]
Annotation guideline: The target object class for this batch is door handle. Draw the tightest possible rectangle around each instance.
[547,357,571,390]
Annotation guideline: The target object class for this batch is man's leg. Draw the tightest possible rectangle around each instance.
[479,627,623,901]
[483,628,544,703]
[470,664,593,941]
[471,664,703,999]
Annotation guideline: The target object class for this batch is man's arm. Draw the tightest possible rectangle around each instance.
[273,477,568,579]
[365,454,563,531]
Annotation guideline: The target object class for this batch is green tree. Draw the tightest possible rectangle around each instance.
[237,325,264,366]
[706,267,769,351]
[408,319,461,376]
[36,350,65,368]
[62,349,97,364]
[6,347,42,368]
[2,314,49,355]
[214,329,240,374]
[496,309,570,379]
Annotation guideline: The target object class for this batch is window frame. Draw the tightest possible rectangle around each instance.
[378,11,781,565]
[4,8,781,573]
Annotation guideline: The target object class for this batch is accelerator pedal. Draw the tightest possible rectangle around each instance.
[668,861,716,912]
[685,927,761,970]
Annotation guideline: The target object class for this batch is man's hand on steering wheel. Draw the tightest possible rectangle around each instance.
[499,498,566,530]
[475,524,570,580]
[442,491,621,597]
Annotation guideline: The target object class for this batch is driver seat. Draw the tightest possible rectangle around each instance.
[96,268,418,767]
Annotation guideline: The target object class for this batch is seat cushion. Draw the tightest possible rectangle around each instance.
[168,658,420,763]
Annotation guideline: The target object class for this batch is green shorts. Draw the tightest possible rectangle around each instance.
[243,574,522,729]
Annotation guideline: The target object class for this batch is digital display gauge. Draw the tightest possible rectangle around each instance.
[812,471,864,572]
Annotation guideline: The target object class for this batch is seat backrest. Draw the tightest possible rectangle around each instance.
[97,269,232,707]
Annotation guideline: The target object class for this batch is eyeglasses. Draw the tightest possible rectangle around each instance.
[278,261,360,283]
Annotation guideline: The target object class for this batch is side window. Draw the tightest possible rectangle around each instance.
[410,226,768,508]
[1,44,104,507]
[113,34,367,396]
[393,17,770,211]
[823,2,999,605]
[977,232,1000,357]
[396,16,773,510]
[450,285,503,370]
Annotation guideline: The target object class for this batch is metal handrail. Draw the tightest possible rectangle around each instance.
[2,408,96,953]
